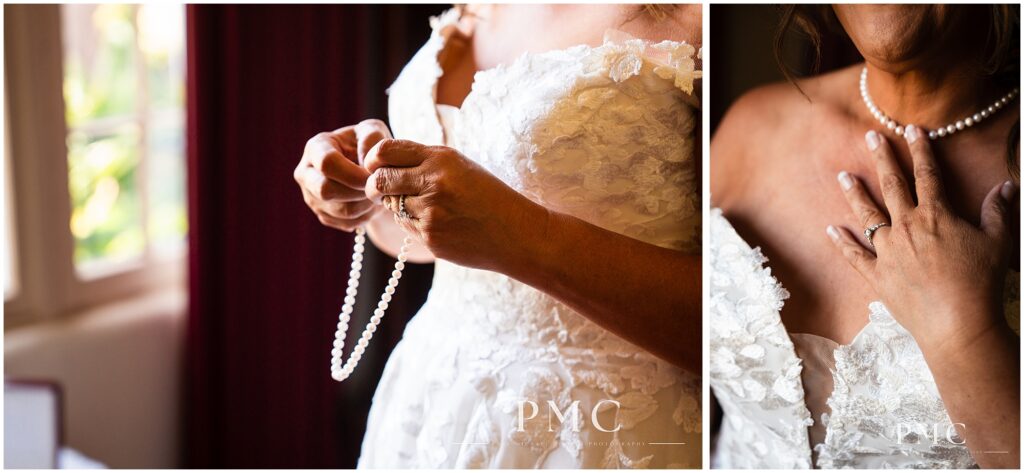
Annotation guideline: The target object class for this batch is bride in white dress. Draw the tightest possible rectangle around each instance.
[294,5,702,468]
[710,4,1019,469]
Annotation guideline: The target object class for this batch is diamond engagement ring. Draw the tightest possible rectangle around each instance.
[398,195,410,219]
[864,222,889,249]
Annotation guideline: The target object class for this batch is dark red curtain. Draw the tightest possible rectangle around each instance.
[184,4,445,468]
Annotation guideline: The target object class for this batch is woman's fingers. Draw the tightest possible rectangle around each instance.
[301,187,381,232]
[980,180,1017,242]
[326,125,358,159]
[296,166,367,201]
[389,209,425,243]
[299,184,376,219]
[382,194,427,219]
[315,208,378,232]
[838,170,890,248]
[327,198,377,220]
[305,133,371,189]
[903,124,948,208]
[826,225,877,281]
[364,139,434,173]
[366,166,427,204]
[355,119,393,166]
[865,130,914,219]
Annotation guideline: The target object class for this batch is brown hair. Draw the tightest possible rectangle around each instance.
[773,5,1020,179]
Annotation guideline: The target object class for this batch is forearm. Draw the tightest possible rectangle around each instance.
[496,205,701,373]
[366,211,435,263]
[921,318,1020,468]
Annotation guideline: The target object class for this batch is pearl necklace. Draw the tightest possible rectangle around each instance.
[859,67,1018,140]
[330,227,411,382]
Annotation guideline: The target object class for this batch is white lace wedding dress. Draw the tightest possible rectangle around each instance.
[709,209,1021,469]
[356,9,702,469]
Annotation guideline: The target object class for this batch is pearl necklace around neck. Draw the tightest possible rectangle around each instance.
[330,227,412,382]
[859,67,1019,140]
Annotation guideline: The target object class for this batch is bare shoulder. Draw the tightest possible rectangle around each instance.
[711,65,861,208]
[710,80,803,208]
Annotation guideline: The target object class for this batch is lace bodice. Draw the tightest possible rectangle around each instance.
[358,9,702,468]
[709,209,1021,469]
[386,8,702,363]
[389,10,701,253]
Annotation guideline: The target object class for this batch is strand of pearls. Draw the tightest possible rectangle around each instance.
[330,227,411,382]
[860,67,1018,140]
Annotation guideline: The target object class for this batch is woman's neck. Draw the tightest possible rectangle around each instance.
[863,61,1001,132]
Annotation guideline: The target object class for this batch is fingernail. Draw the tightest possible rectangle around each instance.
[1001,180,1017,200]
[826,225,840,241]
[904,124,921,144]
[837,171,854,190]
[865,130,880,151]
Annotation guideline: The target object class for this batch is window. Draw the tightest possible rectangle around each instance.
[4,4,187,326]
[62,3,187,275]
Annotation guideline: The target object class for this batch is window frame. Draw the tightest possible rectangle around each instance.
[4,4,185,328]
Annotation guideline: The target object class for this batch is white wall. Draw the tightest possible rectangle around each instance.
[5,288,186,468]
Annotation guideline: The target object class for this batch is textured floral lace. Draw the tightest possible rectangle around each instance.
[708,209,813,469]
[815,303,976,469]
[709,209,1021,469]
[453,30,701,253]
[359,9,701,469]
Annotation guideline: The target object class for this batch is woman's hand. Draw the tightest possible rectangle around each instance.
[362,138,547,270]
[293,120,394,231]
[363,137,701,370]
[828,124,1020,468]
[827,124,1017,352]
